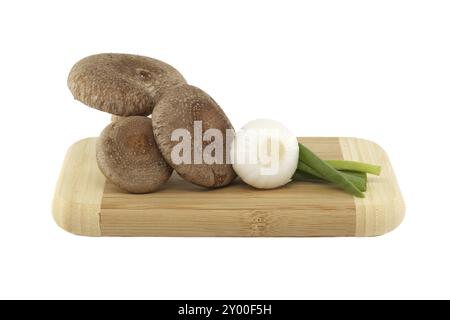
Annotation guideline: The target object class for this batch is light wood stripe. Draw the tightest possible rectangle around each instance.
[52,138,105,236]
[339,138,405,236]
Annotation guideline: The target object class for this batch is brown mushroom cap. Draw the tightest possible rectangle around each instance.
[68,53,186,116]
[152,84,236,188]
[96,116,173,193]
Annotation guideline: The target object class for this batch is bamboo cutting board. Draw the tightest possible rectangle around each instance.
[52,137,405,237]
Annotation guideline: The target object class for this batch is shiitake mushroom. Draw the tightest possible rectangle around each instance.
[152,84,236,188]
[68,53,186,116]
[96,116,172,193]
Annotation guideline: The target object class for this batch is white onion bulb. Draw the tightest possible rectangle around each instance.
[230,119,299,189]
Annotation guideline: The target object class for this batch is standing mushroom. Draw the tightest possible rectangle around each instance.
[68,53,186,116]
[152,84,236,188]
[96,116,173,193]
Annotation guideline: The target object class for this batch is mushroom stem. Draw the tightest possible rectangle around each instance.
[111,115,125,123]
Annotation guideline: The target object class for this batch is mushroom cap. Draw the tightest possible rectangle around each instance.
[152,84,236,188]
[68,53,186,116]
[96,116,173,193]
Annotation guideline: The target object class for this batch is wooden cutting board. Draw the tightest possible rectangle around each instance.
[52,137,405,237]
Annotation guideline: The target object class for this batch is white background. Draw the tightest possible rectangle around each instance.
[0,0,449,300]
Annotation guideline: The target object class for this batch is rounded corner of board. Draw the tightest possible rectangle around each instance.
[356,198,406,237]
[52,136,105,237]
[340,137,388,156]
[339,137,405,237]
[71,136,98,147]
[52,196,102,237]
